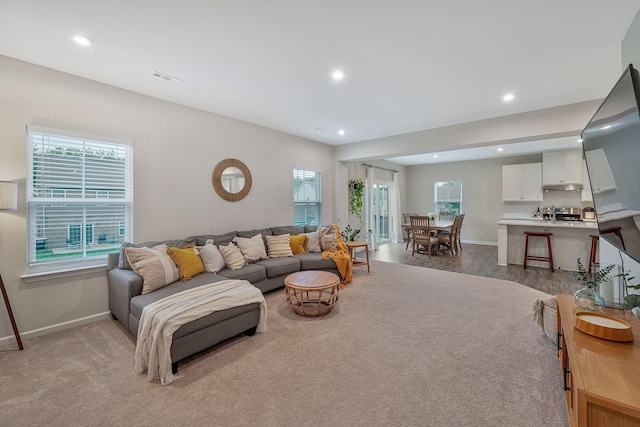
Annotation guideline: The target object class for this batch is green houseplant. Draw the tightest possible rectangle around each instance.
[572,258,616,311]
[348,178,364,223]
[616,270,640,312]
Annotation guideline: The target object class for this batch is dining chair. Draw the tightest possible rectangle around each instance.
[436,214,462,256]
[453,213,465,253]
[403,212,417,250]
[409,215,439,258]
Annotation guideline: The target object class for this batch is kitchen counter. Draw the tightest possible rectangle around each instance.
[497,218,597,271]
[496,218,598,229]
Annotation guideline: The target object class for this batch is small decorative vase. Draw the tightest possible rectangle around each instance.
[632,307,640,319]
[573,283,606,311]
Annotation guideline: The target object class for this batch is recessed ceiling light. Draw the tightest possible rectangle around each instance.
[502,93,515,102]
[497,147,504,151]
[331,70,345,81]
[433,155,438,158]
[70,34,93,46]
[338,129,345,135]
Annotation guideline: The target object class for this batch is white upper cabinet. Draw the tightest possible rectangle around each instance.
[584,148,617,194]
[543,149,583,185]
[503,163,542,201]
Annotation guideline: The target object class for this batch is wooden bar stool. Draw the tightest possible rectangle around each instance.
[588,235,599,275]
[600,226,626,250]
[523,232,554,272]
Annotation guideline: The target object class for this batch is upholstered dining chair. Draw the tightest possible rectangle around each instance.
[409,215,439,258]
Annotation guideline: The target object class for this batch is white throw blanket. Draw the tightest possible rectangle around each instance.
[134,279,267,386]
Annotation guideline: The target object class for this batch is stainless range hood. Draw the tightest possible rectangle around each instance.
[542,183,583,192]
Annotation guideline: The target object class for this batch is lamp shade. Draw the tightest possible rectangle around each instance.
[0,181,17,210]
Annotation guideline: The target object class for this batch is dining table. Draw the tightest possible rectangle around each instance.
[402,220,455,254]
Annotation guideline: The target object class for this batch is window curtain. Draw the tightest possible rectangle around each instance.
[366,167,377,250]
[390,172,403,243]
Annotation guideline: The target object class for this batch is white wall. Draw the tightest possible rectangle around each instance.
[0,55,336,341]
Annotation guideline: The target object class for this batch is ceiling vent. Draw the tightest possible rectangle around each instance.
[150,70,183,85]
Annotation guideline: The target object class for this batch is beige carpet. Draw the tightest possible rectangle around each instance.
[0,261,567,427]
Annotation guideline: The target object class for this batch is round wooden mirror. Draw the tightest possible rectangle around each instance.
[212,158,252,202]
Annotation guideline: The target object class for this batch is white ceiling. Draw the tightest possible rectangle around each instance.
[1,1,640,163]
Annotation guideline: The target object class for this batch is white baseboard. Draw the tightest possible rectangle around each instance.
[461,240,498,247]
[0,311,111,347]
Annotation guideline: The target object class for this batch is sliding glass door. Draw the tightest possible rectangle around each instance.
[372,182,390,244]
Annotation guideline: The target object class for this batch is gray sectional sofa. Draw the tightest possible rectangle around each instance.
[107,225,340,372]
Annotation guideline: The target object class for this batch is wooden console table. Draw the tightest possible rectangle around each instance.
[556,294,640,426]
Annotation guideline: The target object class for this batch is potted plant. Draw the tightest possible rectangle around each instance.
[572,258,616,311]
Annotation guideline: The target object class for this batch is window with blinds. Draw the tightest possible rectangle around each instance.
[26,126,133,273]
[293,168,321,226]
[434,180,462,217]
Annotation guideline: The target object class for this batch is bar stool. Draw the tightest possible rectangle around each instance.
[523,232,554,272]
[600,226,626,250]
[588,235,599,274]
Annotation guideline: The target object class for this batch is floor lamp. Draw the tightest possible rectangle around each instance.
[0,181,23,350]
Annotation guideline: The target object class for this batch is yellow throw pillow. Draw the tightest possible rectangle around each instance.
[290,235,308,254]
[167,246,205,281]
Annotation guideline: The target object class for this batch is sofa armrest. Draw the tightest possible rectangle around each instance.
[108,268,143,328]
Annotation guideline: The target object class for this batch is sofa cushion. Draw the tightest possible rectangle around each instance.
[319,226,338,251]
[256,257,300,278]
[270,225,306,236]
[295,253,338,271]
[218,263,267,284]
[196,243,226,273]
[265,234,293,257]
[237,228,272,246]
[125,244,180,294]
[290,234,307,254]
[304,225,319,232]
[189,232,238,247]
[218,242,246,270]
[129,272,228,319]
[301,230,321,253]
[119,237,196,270]
[235,234,268,263]
[167,246,205,281]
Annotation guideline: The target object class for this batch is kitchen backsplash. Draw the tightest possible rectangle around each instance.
[502,191,592,219]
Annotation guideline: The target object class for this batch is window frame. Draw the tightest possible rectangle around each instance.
[433,180,462,216]
[293,167,322,226]
[26,125,134,274]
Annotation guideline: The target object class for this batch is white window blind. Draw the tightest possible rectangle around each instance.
[293,168,321,226]
[434,180,462,217]
[26,126,133,273]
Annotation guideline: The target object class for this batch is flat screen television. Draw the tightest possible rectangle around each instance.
[581,64,640,263]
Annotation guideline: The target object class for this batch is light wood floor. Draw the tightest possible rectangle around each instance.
[367,241,582,296]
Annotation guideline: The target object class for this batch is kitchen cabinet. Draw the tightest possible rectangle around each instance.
[584,148,617,194]
[502,163,542,201]
[543,149,583,185]
[581,160,593,202]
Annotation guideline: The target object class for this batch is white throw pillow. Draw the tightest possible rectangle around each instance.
[125,244,179,294]
[319,226,338,251]
[265,234,293,258]
[302,230,322,253]
[196,243,226,273]
[218,242,246,270]
[235,234,268,263]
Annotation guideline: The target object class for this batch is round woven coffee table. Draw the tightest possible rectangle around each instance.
[284,271,340,317]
